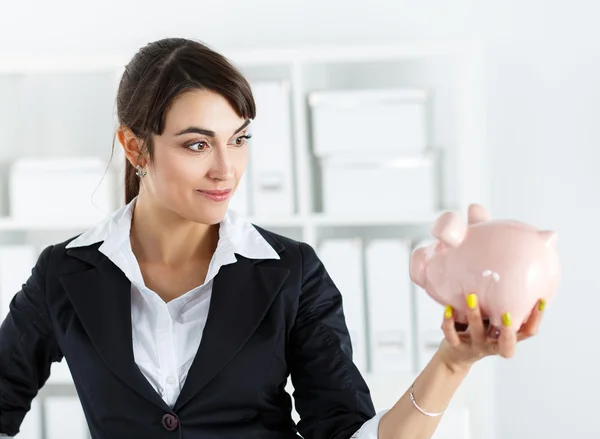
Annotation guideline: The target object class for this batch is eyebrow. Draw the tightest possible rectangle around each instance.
[174,119,251,137]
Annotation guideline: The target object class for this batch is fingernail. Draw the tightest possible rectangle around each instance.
[488,325,501,339]
[444,305,453,319]
[466,293,478,309]
[502,312,512,327]
[538,299,546,312]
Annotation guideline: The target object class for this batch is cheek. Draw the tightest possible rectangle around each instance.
[153,149,207,188]
[232,147,249,179]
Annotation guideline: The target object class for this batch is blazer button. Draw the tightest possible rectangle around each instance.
[161,413,179,431]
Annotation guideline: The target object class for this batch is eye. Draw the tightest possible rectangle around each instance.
[186,140,209,152]
[232,133,252,146]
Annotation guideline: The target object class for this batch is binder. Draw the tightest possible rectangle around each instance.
[415,285,446,370]
[412,239,446,370]
[365,239,414,374]
[0,245,36,324]
[432,407,471,439]
[317,239,367,372]
[248,81,295,215]
[229,171,250,216]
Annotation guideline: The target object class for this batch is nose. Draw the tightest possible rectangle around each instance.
[207,145,234,181]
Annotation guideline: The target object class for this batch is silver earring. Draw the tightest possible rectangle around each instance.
[135,165,147,178]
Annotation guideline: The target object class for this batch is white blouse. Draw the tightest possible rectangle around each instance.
[64,197,385,438]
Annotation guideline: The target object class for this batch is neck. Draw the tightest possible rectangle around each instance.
[129,194,220,267]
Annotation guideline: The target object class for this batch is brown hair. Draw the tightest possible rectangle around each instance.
[114,37,256,204]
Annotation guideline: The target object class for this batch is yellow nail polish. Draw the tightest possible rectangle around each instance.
[538,299,546,312]
[444,305,453,319]
[502,312,512,327]
[466,293,478,309]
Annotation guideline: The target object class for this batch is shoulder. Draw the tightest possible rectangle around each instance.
[36,233,100,278]
[252,224,315,256]
[250,224,321,276]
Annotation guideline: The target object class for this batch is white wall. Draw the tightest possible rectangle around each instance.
[0,0,477,55]
[2,1,600,437]
[482,1,600,437]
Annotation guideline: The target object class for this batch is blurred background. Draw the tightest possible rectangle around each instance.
[0,1,598,438]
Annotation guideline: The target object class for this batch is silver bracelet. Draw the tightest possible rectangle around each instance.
[409,382,445,417]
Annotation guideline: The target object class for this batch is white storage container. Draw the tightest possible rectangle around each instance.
[309,88,428,157]
[320,153,438,216]
[249,80,295,215]
[9,158,116,222]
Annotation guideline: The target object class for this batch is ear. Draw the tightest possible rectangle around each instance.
[431,211,467,248]
[117,127,146,168]
[468,203,492,225]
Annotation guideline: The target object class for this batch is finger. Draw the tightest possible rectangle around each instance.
[465,293,486,345]
[498,312,518,358]
[518,299,546,342]
[441,305,461,347]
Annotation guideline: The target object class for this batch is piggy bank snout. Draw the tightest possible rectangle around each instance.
[409,247,428,288]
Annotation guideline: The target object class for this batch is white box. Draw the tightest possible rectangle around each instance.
[16,398,42,439]
[321,153,438,216]
[249,81,295,215]
[44,396,89,439]
[318,239,367,373]
[46,360,74,386]
[9,158,116,222]
[365,239,414,374]
[0,245,36,324]
[309,88,427,157]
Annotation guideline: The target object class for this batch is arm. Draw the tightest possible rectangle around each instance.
[375,351,470,439]
[288,242,376,439]
[348,349,469,439]
[0,245,62,436]
[376,294,544,439]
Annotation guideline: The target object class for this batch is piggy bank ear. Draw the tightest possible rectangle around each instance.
[468,203,492,225]
[539,230,557,248]
[431,211,467,248]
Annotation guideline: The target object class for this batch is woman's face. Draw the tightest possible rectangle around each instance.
[141,89,250,225]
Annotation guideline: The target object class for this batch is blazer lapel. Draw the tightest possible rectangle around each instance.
[173,242,290,411]
[59,244,170,412]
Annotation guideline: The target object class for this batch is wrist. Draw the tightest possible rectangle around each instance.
[434,346,474,377]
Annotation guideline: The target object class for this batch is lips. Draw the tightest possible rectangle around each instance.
[196,189,232,202]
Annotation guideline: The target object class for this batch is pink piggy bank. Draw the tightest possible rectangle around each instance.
[409,204,561,330]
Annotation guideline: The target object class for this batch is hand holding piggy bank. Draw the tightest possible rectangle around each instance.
[410,204,561,333]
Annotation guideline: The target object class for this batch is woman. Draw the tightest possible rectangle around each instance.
[0,38,544,439]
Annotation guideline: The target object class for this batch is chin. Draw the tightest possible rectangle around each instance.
[192,206,229,225]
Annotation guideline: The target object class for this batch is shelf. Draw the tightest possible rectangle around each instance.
[0,41,474,74]
[306,212,441,227]
[0,217,107,232]
[0,212,443,232]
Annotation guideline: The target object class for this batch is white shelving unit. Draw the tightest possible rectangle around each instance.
[0,41,493,439]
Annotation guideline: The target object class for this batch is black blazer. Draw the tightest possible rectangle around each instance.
[0,226,376,438]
